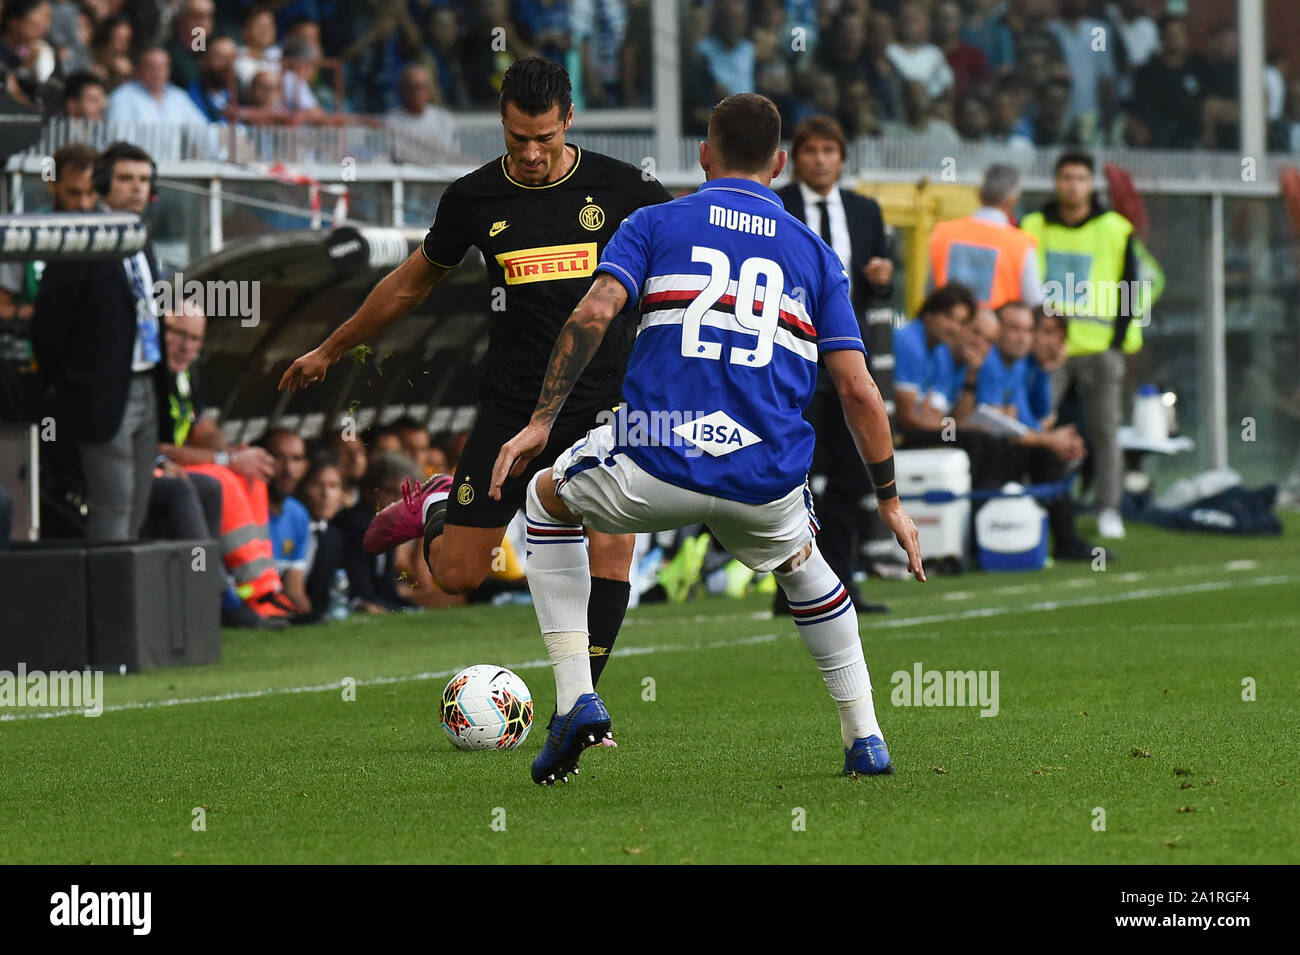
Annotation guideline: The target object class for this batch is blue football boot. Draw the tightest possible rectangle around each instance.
[843,735,893,776]
[532,693,613,785]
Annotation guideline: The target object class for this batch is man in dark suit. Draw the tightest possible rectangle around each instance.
[33,142,163,541]
[777,116,893,613]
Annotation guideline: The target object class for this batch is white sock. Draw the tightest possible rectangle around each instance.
[543,630,593,714]
[420,486,450,523]
[776,544,883,748]
[525,478,592,713]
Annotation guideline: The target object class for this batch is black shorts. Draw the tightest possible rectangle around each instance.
[446,405,615,529]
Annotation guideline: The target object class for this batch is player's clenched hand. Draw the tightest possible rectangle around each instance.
[279,347,333,392]
[878,497,926,582]
[489,421,551,501]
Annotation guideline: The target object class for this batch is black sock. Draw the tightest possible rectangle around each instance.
[587,576,630,686]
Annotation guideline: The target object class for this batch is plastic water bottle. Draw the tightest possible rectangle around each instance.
[328,569,351,621]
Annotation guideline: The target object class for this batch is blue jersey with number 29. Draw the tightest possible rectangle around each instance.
[594,177,865,504]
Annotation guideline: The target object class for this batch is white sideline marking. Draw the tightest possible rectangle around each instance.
[5,572,1296,724]
[0,633,783,723]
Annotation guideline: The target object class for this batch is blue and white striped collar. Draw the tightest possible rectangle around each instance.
[699,177,782,208]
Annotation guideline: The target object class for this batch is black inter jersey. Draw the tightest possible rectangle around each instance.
[422,146,672,421]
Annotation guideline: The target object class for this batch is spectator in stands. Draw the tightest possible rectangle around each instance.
[91,13,135,90]
[752,25,793,121]
[334,451,418,614]
[1034,77,1083,146]
[514,0,570,65]
[34,142,163,542]
[999,0,1062,69]
[1125,15,1208,149]
[295,453,346,623]
[106,46,209,128]
[961,0,1016,74]
[391,416,440,478]
[327,426,366,510]
[1105,0,1160,93]
[243,69,282,112]
[575,0,631,107]
[234,3,280,92]
[1202,21,1240,150]
[165,0,214,92]
[155,301,295,626]
[989,81,1035,150]
[694,0,752,101]
[881,80,959,150]
[781,66,838,130]
[279,35,321,113]
[934,0,989,101]
[187,34,235,122]
[0,0,56,88]
[49,0,93,74]
[388,64,456,163]
[886,0,953,100]
[461,0,525,107]
[263,427,312,613]
[423,6,468,110]
[955,92,992,141]
[930,164,1043,313]
[1047,0,1116,144]
[976,301,1095,560]
[839,78,883,139]
[620,0,652,107]
[61,69,107,119]
[367,425,402,457]
[1271,76,1300,153]
[819,9,893,122]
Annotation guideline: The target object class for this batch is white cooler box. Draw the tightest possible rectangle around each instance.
[884,448,971,563]
[975,489,1048,572]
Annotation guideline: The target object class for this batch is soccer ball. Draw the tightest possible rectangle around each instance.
[439,665,534,750]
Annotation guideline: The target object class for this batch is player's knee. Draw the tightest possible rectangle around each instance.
[432,562,488,596]
[525,472,576,524]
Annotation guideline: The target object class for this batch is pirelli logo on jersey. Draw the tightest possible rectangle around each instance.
[496,242,598,284]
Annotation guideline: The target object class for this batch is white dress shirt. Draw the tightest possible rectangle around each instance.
[798,180,852,272]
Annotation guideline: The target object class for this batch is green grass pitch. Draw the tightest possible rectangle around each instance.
[3,515,1297,864]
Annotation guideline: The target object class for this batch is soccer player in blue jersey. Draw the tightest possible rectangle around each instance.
[491,93,925,785]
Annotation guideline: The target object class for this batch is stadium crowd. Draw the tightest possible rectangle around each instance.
[3,0,1298,153]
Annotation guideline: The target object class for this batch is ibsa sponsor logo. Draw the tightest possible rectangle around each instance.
[496,242,596,285]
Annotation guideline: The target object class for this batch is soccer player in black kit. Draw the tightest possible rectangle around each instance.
[280,58,671,688]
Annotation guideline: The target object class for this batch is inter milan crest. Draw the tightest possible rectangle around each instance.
[579,198,605,232]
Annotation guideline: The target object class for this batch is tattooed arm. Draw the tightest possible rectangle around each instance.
[532,273,630,426]
[489,273,630,499]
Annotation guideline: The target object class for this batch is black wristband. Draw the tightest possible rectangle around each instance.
[867,455,897,500]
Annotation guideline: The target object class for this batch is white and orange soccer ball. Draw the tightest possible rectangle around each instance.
[439,665,534,751]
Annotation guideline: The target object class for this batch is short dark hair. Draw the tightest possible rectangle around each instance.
[708,93,782,173]
[389,415,426,435]
[1054,150,1095,175]
[919,283,977,320]
[94,141,155,195]
[499,55,572,118]
[791,115,847,161]
[996,300,1033,323]
[298,452,341,493]
[53,143,97,179]
[62,70,106,106]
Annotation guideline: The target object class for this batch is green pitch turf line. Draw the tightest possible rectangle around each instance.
[6,568,1295,724]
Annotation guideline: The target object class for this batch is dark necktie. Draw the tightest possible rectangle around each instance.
[816,199,833,246]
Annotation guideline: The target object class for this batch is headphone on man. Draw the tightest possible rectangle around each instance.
[92,142,158,203]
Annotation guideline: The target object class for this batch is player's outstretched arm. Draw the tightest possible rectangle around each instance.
[278,249,450,391]
[824,348,926,582]
[489,273,629,499]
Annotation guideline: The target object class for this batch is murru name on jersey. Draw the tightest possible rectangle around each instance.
[708,204,777,237]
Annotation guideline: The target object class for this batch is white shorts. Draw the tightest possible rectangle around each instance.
[552,424,819,573]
